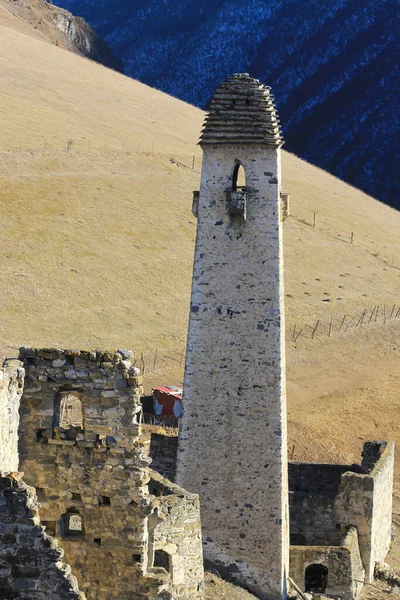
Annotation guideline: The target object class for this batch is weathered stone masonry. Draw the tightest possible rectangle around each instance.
[177,73,289,600]
[0,359,24,476]
[17,347,204,600]
[0,361,85,600]
[289,441,394,598]
[0,349,204,600]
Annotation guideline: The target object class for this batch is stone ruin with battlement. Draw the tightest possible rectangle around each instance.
[0,74,395,600]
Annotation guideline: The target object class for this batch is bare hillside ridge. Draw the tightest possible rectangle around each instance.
[0,0,122,70]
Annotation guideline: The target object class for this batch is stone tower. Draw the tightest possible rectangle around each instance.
[176,74,289,599]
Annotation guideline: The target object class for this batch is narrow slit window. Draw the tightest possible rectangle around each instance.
[227,163,247,220]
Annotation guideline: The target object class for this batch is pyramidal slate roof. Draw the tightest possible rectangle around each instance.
[200,73,284,147]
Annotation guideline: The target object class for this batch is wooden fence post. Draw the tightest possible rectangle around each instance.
[311,320,320,339]
[153,349,158,372]
[356,310,367,327]
[140,353,146,375]
[375,306,379,323]
[294,329,303,342]
[368,307,376,324]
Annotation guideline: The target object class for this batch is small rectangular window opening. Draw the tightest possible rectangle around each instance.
[99,495,111,506]
[132,554,141,564]
[154,549,171,573]
[36,429,47,442]
[35,487,46,502]
[94,538,101,547]
[42,521,57,537]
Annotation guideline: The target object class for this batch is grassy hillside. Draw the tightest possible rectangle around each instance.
[1,9,400,591]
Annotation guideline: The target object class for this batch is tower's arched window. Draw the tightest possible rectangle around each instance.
[232,163,246,191]
[227,163,247,220]
[305,563,328,593]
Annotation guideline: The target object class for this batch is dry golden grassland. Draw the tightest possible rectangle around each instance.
[1,9,400,598]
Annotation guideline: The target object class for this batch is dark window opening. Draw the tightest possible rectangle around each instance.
[71,492,82,502]
[94,538,101,547]
[305,564,328,593]
[99,495,111,506]
[42,520,57,537]
[36,429,47,443]
[61,509,84,538]
[132,554,141,564]
[232,163,246,192]
[35,487,46,502]
[290,533,305,545]
[153,550,171,573]
[148,481,162,497]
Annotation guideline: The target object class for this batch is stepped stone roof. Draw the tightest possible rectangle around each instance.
[200,73,284,147]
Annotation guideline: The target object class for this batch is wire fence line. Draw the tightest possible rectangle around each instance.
[3,140,399,352]
[2,140,398,265]
[137,302,400,374]
[0,137,201,171]
[291,211,399,271]
[289,302,400,344]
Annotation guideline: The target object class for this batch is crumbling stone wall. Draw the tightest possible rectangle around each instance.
[289,526,364,600]
[149,434,178,482]
[18,347,204,600]
[147,470,204,598]
[288,462,362,546]
[337,441,394,582]
[289,442,394,584]
[0,360,24,476]
[0,474,85,600]
[0,361,85,600]
[343,526,365,599]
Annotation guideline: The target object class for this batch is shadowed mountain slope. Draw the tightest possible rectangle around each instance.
[51,0,400,211]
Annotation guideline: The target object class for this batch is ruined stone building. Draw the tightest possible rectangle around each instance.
[0,350,204,600]
[175,73,395,600]
[0,73,395,600]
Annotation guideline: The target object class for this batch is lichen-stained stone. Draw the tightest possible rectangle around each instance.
[0,359,24,476]
[16,347,204,600]
[177,73,289,600]
[0,474,86,600]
